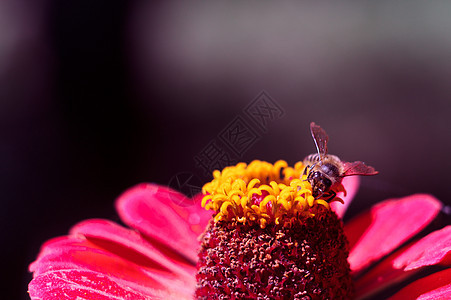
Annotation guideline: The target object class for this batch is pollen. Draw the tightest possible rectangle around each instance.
[201,160,345,228]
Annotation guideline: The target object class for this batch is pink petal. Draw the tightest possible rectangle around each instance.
[354,244,414,299]
[331,176,360,218]
[29,269,193,300]
[116,183,212,263]
[344,204,376,251]
[354,226,451,298]
[30,236,175,287]
[190,193,215,235]
[393,225,451,271]
[70,219,196,279]
[29,236,195,299]
[347,194,442,273]
[29,269,149,300]
[388,268,451,300]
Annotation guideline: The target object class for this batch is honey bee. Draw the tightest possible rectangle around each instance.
[303,122,378,201]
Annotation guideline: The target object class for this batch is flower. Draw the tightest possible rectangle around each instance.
[28,160,451,299]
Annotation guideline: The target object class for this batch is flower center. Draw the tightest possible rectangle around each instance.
[201,160,345,228]
[196,161,353,299]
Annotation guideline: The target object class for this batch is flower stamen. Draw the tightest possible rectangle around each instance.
[202,160,345,227]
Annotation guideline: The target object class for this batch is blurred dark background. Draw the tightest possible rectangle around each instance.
[1,1,450,299]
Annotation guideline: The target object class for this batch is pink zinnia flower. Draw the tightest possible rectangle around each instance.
[28,161,451,299]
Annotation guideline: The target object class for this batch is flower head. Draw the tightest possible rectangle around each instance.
[28,161,451,299]
[197,160,352,299]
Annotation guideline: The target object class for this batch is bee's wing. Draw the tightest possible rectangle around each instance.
[310,122,329,160]
[342,161,378,176]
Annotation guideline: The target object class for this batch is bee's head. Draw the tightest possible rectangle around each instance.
[308,171,332,199]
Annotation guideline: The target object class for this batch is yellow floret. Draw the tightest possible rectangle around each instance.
[201,160,343,227]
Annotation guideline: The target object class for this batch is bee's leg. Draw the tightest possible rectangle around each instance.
[324,190,337,202]
[302,165,313,180]
[303,163,317,179]
[309,162,317,172]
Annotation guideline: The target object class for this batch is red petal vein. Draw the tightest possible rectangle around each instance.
[29,269,193,300]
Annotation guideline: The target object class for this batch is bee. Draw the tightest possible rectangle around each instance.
[303,122,378,201]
